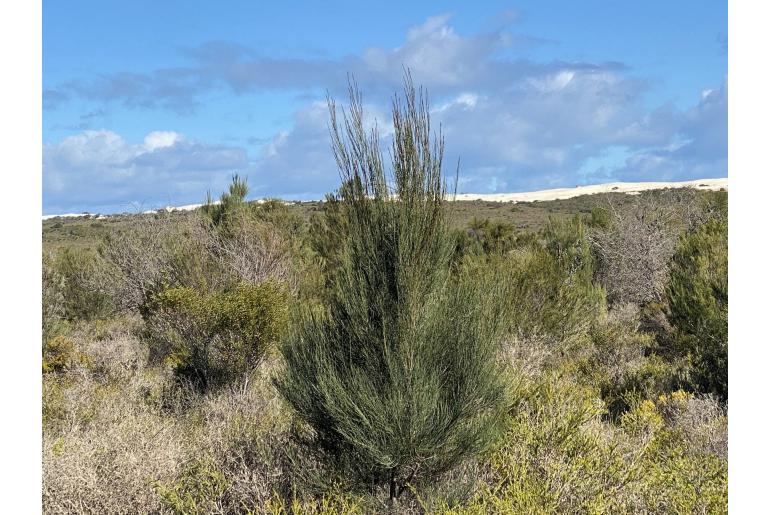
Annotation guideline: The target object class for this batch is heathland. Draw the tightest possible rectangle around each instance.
[42,80,727,513]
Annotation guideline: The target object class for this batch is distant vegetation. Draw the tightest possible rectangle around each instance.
[42,78,727,513]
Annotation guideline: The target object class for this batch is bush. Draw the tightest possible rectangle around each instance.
[146,281,288,390]
[453,218,520,257]
[42,252,67,342]
[154,457,228,514]
[574,308,689,420]
[474,216,604,344]
[433,375,727,514]
[590,193,680,306]
[666,217,728,400]
[42,335,77,374]
[49,248,115,321]
[100,212,201,313]
[276,77,509,502]
[492,248,603,343]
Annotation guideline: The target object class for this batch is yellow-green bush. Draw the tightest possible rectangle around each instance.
[42,335,92,374]
[154,457,228,514]
[146,281,288,390]
[42,335,76,374]
[576,313,687,420]
[51,247,115,321]
[624,393,728,514]
[434,376,727,514]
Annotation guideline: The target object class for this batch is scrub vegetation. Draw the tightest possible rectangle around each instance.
[42,78,727,513]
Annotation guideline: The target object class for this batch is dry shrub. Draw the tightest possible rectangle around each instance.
[100,212,193,313]
[102,210,294,317]
[590,192,681,306]
[656,391,727,459]
[203,210,295,291]
[41,322,314,514]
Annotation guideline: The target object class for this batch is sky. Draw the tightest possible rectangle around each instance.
[42,0,727,214]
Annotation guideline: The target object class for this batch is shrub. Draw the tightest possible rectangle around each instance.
[204,208,294,291]
[447,375,637,514]
[146,281,288,390]
[100,212,198,313]
[666,217,728,400]
[454,218,519,257]
[42,252,67,342]
[432,374,727,514]
[276,77,509,502]
[480,217,605,344]
[590,192,680,306]
[201,173,252,232]
[42,335,76,374]
[575,309,688,420]
[154,457,228,515]
[50,248,115,321]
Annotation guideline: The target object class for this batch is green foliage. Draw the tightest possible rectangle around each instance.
[308,188,352,288]
[453,217,521,257]
[473,216,604,343]
[42,252,68,342]
[586,206,612,229]
[433,377,726,514]
[146,281,288,390]
[155,457,228,514]
[42,335,77,374]
[623,394,728,514]
[50,247,114,321]
[276,77,509,500]
[439,375,633,513]
[201,173,251,230]
[666,217,728,400]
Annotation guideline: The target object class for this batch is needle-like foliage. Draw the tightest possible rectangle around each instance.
[275,75,509,501]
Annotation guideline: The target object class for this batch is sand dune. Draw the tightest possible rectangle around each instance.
[452,178,727,203]
[42,178,727,220]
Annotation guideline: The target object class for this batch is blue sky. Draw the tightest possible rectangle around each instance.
[43,1,727,214]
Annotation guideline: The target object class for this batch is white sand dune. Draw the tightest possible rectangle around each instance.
[42,178,727,220]
[452,178,727,203]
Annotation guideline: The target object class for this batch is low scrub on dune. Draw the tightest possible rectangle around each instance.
[41,78,727,513]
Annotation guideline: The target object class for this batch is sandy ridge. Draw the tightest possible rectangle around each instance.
[42,177,727,220]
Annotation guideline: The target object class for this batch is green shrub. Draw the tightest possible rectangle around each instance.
[441,375,634,514]
[486,243,604,343]
[42,252,67,342]
[666,217,728,400]
[575,312,687,420]
[42,335,76,374]
[51,248,114,321]
[433,376,727,514]
[201,173,251,231]
[146,281,288,390]
[154,457,228,514]
[454,217,520,257]
[276,77,509,502]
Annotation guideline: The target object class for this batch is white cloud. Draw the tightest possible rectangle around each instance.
[143,131,182,151]
[43,14,726,211]
[44,130,248,213]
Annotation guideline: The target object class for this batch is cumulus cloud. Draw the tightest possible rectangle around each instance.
[43,14,726,212]
[609,84,727,182]
[44,130,248,213]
